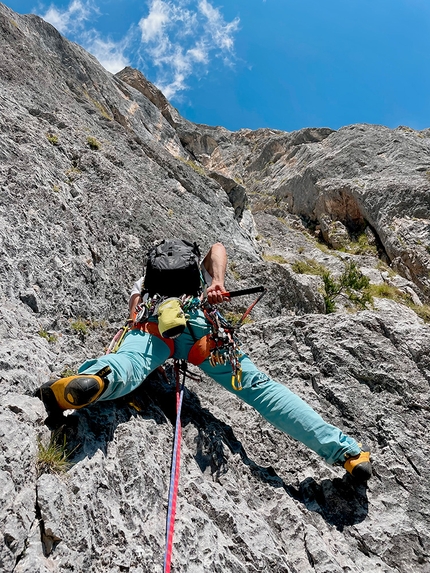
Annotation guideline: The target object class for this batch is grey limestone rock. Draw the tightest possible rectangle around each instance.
[1,3,430,572]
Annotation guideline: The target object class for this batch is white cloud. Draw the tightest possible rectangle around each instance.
[84,35,130,73]
[40,1,129,73]
[187,43,208,64]
[41,0,95,34]
[137,0,240,99]
[139,0,170,42]
[198,0,239,51]
[39,0,239,99]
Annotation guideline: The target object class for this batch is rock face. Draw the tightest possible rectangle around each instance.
[1,3,430,572]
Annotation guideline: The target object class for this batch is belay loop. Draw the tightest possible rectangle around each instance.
[164,360,187,573]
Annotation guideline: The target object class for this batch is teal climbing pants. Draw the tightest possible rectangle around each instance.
[79,309,360,465]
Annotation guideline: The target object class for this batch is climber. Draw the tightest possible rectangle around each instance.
[37,239,372,481]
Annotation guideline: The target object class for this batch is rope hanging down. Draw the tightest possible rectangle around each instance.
[164,361,186,573]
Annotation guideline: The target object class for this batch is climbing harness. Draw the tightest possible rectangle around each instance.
[164,360,187,573]
[107,287,267,393]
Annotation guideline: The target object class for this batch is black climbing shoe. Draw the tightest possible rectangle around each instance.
[344,444,372,481]
[36,366,111,415]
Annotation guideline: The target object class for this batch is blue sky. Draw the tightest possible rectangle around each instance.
[7,0,430,132]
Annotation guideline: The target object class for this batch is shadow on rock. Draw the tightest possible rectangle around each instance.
[43,367,174,464]
[293,475,369,530]
[43,365,368,529]
[180,379,370,530]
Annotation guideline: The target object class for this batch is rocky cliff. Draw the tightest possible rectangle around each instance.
[1,3,430,572]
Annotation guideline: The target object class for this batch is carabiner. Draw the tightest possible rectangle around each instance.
[231,368,243,391]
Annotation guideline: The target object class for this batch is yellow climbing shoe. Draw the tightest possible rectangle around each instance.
[344,444,372,481]
[157,298,187,339]
[37,366,111,414]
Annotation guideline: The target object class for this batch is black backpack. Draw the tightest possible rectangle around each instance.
[144,239,202,297]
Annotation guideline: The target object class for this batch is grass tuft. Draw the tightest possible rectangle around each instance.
[223,311,252,326]
[369,283,430,323]
[263,254,288,264]
[411,304,430,323]
[229,262,241,281]
[70,317,108,338]
[39,329,57,343]
[86,136,101,150]
[178,156,205,175]
[46,133,59,146]
[37,432,75,477]
[292,258,328,275]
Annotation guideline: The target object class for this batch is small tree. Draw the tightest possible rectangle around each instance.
[322,262,372,313]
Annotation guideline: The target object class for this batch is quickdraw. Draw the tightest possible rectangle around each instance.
[202,287,267,391]
[202,304,243,390]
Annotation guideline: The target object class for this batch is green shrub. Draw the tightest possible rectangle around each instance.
[86,136,101,150]
[46,133,59,145]
[39,329,57,343]
[292,258,373,313]
[322,262,372,313]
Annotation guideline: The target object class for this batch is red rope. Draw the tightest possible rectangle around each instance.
[164,362,185,573]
